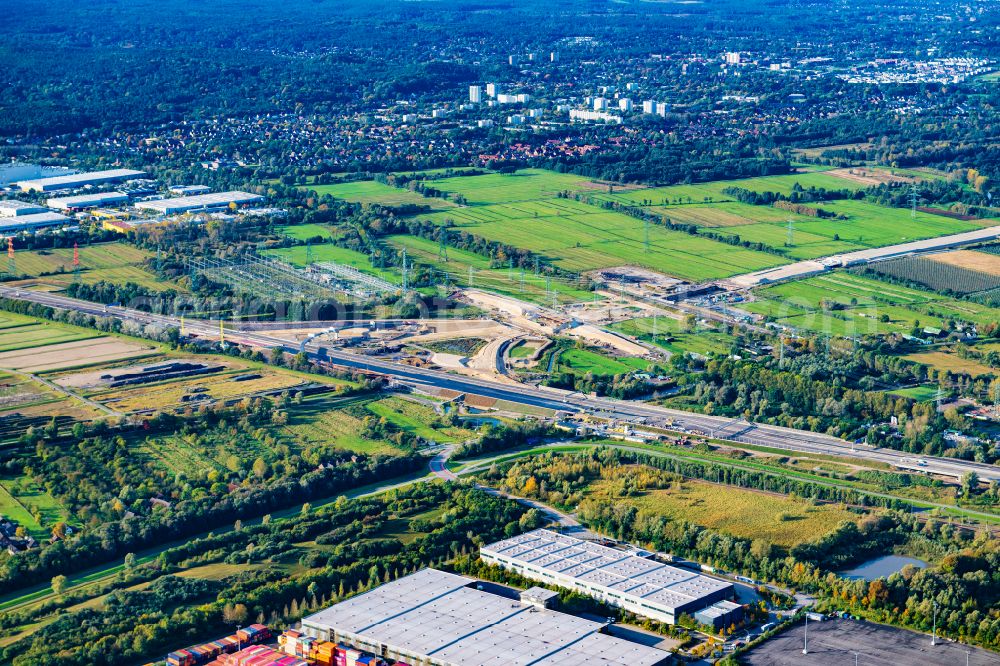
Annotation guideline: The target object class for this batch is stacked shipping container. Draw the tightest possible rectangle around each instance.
[167,625,274,666]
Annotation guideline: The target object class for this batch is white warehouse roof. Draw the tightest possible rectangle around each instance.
[0,212,72,234]
[301,568,670,666]
[135,191,263,214]
[17,169,146,192]
[481,530,733,617]
[0,200,49,217]
[48,192,129,210]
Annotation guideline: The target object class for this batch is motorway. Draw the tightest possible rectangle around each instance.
[3,285,999,483]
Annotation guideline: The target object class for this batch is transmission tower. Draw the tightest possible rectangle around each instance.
[305,239,314,265]
[156,246,163,273]
[508,258,514,280]
[644,218,650,252]
[786,218,794,247]
[438,226,449,262]
[533,256,540,275]
[545,275,552,301]
[910,183,919,219]
[468,265,475,288]
[520,268,525,293]
[6,237,14,277]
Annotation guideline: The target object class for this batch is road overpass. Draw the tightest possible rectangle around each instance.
[2,285,997,483]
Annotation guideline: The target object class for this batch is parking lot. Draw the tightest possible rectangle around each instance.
[741,618,997,666]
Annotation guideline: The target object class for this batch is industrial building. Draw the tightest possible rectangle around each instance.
[135,191,263,215]
[17,168,146,193]
[168,185,212,196]
[694,600,745,630]
[480,529,735,625]
[300,568,671,666]
[0,163,75,187]
[0,212,72,235]
[0,200,49,217]
[47,192,129,211]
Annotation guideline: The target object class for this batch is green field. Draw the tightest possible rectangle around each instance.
[365,396,475,444]
[744,272,1000,337]
[8,242,170,292]
[888,385,943,402]
[590,171,873,208]
[386,235,597,304]
[418,169,599,204]
[556,347,650,376]
[0,322,98,353]
[591,476,857,550]
[277,223,337,241]
[0,477,68,539]
[612,316,736,357]
[416,198,784,280]
[304,180,456,209]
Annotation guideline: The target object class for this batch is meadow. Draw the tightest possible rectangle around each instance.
[385,234,597,304]
[743,272,1000,337]
[416,199,785,280]
[304,180,456,209]
[9,242,170,292]
[555,348,651,375]
[0,322,98,353]
[590,476,857,549]
[611,316,736,357]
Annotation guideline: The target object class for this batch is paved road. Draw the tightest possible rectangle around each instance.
[3,286,997,483]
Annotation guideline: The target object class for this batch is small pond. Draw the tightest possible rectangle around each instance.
[841,555,928,580]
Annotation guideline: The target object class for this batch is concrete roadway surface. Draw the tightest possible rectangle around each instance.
[3,286,998,483]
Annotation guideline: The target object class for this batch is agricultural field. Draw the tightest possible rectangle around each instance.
[926,249,1000,276]
[0,321,98,353]
[415,199,784,280]
[612,316,736,357]
[417,169,600,204]
[386,234,597,304]
[589,170,873,207]
[863,255,1000,296]
[304,180,456,209]
[0,337,155,373]
[7,242,171,292]
[743,272,1000,337]
[589,476,858,550]
[903,351,997,378]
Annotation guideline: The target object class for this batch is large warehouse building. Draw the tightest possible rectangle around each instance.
[135,191,263,215]
[0,212,72,235]
[480,529,736,625]
[48,192,129,211]
[0,200,49,217]
[17,168,146,193]
[300,568,671,666]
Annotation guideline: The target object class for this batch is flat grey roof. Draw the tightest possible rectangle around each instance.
[135,191,262,213]
[0,201,48,216]
[0,212,71,231]
[47,192,128,208]
[302,568,669,666]
[481,530,732,614]
[695,600,743,619]
[17,169,145,190]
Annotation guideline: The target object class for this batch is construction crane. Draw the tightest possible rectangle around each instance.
[6,237,14,277]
